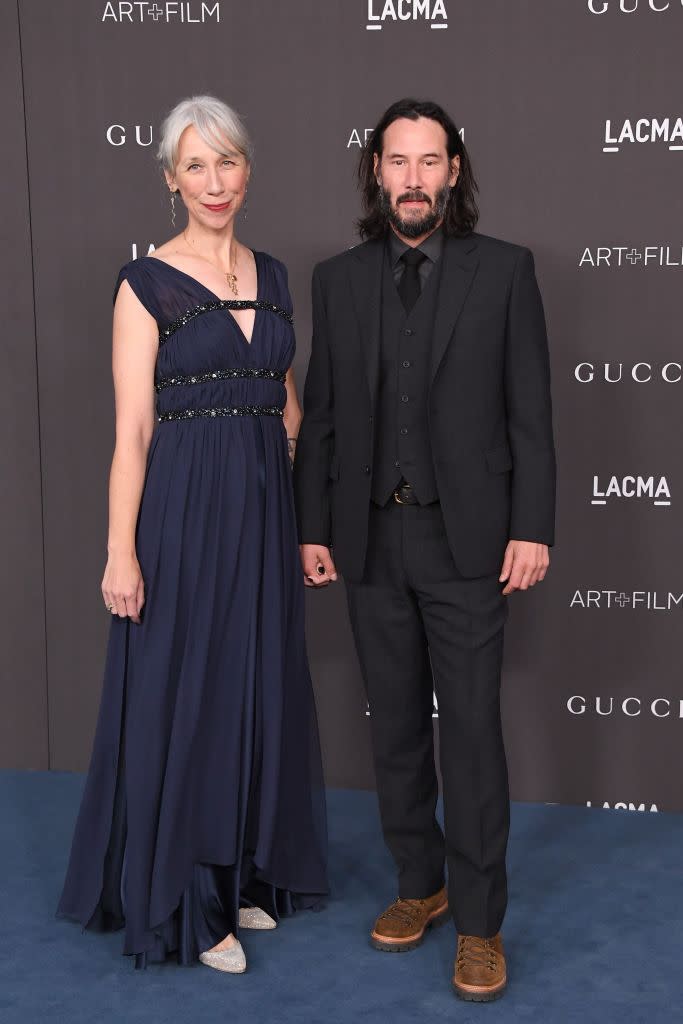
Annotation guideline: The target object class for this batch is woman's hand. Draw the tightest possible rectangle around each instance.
[102,553,145,623]
[300,544,338,587]
[101,278,156,626]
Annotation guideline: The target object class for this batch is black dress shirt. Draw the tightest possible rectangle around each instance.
[389,224,445,288]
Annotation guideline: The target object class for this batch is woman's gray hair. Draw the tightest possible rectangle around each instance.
[157,95,253,173]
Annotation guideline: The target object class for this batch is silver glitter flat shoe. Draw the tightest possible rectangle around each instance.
[239,906,277,930]
[199,941,247,973]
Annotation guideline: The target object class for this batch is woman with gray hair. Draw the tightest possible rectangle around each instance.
[57,96,328,973]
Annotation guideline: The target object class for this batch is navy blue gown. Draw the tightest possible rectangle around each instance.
[57,252,328,967]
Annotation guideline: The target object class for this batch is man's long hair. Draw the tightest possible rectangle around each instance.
[357,98,479,240]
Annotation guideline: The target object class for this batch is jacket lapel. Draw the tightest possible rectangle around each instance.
[349,238,384,408]
[429,235,479,385]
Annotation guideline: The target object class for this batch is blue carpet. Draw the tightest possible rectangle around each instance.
[0,771,681,1024]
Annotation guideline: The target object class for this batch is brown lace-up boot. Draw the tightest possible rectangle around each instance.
[370,886,449,952]
[452,933,507,1001]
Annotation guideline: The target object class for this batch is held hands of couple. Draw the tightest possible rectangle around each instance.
[300,545,338,588]
[499,540,550,596]
[299,541,549,592]
[102,552,146,623]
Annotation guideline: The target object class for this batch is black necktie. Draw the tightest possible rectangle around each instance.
[397,248,427,314]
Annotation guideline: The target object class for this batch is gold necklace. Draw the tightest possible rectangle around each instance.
[183,229,239,296]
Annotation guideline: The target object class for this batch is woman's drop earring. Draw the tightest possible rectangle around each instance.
[170,190,177,227]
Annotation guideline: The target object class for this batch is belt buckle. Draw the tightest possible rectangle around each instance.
[393,482,414,505]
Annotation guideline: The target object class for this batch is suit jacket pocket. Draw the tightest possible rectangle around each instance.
[485,444,513,474]
[329,454,340,481]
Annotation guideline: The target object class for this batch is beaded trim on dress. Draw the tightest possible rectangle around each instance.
[159,300,293,344]
[155,368,287,392]
[158,405,284,423]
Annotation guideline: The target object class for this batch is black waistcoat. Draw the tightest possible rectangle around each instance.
[371,248,441,505]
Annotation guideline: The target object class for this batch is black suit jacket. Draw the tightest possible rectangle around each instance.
[293,232,556,583]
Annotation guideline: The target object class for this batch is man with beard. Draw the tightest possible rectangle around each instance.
[293,98,555,1003]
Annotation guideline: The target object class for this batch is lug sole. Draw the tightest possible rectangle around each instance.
[370,902,450,952]
[452,977,507,1002]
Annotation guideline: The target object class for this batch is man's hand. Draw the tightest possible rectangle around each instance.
[300,544,338,588]
[499,540,549,596]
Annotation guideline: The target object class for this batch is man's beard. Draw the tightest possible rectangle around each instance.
[379,184,451,239]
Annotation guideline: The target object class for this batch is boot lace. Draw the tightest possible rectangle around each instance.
[457,935,499,972]
[380,897,426,928]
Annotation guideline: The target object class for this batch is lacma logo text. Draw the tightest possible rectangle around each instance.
[603,117,683,153]
[366,0,448,30]
[591,475,671,506]
[586,801,658,812]
[131,243,157,259]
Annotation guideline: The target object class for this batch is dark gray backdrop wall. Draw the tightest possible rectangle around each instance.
[5,0,683,810]
[2,2,47,769]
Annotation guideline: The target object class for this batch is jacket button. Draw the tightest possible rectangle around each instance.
[401,394,409,403]
[404,329,414,336]
[362,465,370,474]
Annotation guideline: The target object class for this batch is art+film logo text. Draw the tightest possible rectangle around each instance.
[102,2,220,23]
[347,125,464,148]
[579,245,683,268]
[570,590,683,611]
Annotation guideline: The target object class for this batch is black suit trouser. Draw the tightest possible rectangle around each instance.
[345,499,510,938]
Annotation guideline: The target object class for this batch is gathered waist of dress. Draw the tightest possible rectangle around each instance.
[157,405,283,423]
[155,367,287,422]
[155,367,286,392]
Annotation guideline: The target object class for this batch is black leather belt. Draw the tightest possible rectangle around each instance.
[393,481,419,505]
